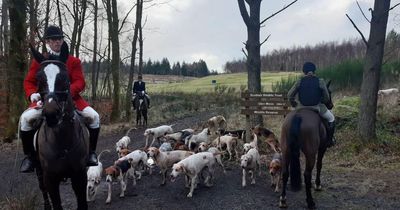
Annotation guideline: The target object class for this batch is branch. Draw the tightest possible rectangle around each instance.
[390,2,400,11]
[260,0,298,25]
[346,14,368,47]
[260,34,271,46]
[241,48,248,58]
[237,0,250,26]
[356,0,370,23]
[118,3,137,33]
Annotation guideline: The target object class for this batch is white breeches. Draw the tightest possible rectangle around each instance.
[320,110,335,122]
[20,106,100,131]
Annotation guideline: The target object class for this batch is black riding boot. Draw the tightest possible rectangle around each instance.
[87,127,100,166]
[20,130,37,173]
[147,97,151,109]
[327,121,336,148]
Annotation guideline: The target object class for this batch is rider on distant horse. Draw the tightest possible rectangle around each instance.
[132,74,150,109]
[19,25,100,173]
[288,62,336,147]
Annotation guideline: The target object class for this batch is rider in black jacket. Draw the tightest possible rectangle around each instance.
[132,74,150,109]
[288,62,336,147]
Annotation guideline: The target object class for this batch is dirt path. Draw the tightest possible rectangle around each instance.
[1,111,399,210]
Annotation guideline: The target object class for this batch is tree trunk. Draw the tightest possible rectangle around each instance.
[125,0,142,121]
[138,12,143,76]
[91,0,98,101]
[238,0,263,134]
[28,0,37,46]
[1,0,9,56]
[358,0,391,141]
[75,0,87,57]
[106,0,121,121]
[7,0,27,140]
[42,0,50,52]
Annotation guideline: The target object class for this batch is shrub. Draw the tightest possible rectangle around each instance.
[317,60,364,90]
[271,74,299,93]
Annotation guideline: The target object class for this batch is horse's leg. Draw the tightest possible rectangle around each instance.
[143,110,148,126]
[136,110,140,125]
[45,174,63,210]
[304,154,317,209]
[279,153,289,208]
[36,166,51,210]
[315,147,327,191]
[71,171,88,210]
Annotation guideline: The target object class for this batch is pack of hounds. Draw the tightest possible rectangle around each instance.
[87,115,283,203]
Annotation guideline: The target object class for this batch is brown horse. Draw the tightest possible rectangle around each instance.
[279,82,333,209]
[31,43,89,210]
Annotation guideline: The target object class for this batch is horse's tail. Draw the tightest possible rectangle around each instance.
[97,149,110,163]
[288,115,302,192]
[125,127,137,136]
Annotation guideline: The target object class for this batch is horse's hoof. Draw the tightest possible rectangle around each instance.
[279,201,288,208]
[307,200,316,209]
[315,184,322,191]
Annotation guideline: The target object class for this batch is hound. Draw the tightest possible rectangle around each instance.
[206,115,227,134]
[144,125,174,147]
[117,149,150,183]
[170,152,217,198]
[165,129,195,143]
[104,160,132,204]
[198,142,226,174]
[240,148,260,187]
[147,147,193,185]
[251,125,280,152]
[243,133,258,153]
[87,150,110,202]
[212,135,239,161]
[115,128,136,157]
[216,128,246,140]
[186,128,211,151]
[269,152,282,192]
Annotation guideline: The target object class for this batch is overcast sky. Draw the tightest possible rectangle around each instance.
[123,0,400,72]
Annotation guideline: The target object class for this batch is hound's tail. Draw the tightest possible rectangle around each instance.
[288,115,302,192]
[125,127,137,136]
[97,149,111,163]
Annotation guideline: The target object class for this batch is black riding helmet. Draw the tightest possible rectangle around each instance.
[302,62,316,74]
[44,25,64,39]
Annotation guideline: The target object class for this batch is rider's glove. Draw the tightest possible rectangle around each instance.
[30,93,41,103]
[142,91,145,95]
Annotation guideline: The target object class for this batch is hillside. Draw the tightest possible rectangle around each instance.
[146,72,298,93]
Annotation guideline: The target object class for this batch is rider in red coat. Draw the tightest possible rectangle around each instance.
[24,51,89,110]
[19,25,100,173]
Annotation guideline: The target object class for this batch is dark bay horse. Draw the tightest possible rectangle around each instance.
[279,82,333,209]
[31,43,88,210]
[133,91,148,126]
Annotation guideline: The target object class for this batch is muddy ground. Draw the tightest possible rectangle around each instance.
[0,111,399,210]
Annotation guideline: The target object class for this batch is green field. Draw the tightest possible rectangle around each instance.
[147,72,298,93]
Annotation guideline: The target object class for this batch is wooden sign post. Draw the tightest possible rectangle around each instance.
[241,92,290,141]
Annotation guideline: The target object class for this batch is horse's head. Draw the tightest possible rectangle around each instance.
[31,42,72,127]
[325,80,333,110]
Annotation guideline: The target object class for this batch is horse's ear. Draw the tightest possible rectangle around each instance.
[30,43,45,63]
[59,42,69,63]
[326,80,331,88]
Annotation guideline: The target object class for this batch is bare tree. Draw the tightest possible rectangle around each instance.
[91,0,98,101]
[1,0,9,55]
[28,0,38,46]
[105,0,121,121]
[125,0,142,120]
[237,0,297,134]
[6,0,27,140]
[353,1,392,141]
